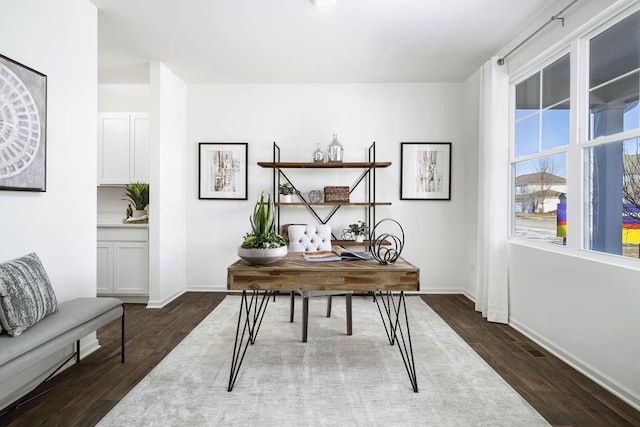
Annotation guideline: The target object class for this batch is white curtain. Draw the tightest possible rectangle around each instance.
[474,58,510,324]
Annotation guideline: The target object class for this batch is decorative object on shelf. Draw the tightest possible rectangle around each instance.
[122,182,149,218]
[313,143,325,162]
[327,134,344,162]
[238,192,287,265]
[324,186,349,203]
[342,221,369,242]
[0,53,47,192]
[278,182,299,203]
[199,142,248,200]
[401,142,452,201]
[308,190,323,203]
[126,204,133,219]
[370,218,405,264]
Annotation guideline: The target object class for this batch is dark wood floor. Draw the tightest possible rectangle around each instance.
[1,292,639,426]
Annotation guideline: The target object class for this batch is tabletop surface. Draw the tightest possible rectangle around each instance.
[227,252,420,292]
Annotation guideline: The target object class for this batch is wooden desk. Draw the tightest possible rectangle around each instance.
[227,252,419,292]
[226,253,420,392]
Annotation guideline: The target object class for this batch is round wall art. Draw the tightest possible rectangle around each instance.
[0,54,47,192]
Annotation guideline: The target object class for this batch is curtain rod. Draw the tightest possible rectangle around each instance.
[497,0,579,66]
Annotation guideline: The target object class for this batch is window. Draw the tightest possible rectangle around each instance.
[511,7,640,260]
[585,11,640,258]
[512,54,570,245]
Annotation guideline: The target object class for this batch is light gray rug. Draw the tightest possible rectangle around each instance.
[98,295,549,426]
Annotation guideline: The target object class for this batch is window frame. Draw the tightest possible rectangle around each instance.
[507,2,640,270]
[509,48,572,246]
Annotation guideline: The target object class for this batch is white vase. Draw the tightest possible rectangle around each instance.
[355,235,364,243]
[280,194,292,203]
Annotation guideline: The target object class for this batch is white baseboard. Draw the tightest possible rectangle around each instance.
[146,288,187,308]
[509,317,640,412]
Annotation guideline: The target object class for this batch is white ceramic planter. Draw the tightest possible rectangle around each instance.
[238,245,287,265]
[132,209,147,218]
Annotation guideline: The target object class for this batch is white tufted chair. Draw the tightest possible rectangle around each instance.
[288,224,353,342]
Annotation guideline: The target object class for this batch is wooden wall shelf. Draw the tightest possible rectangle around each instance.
[258,161,391,169]
[276,202,391,207]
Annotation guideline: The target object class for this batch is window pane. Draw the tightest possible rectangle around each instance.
[515,114,539,157]
[515,54,570,157]
[585,138,640,258]
[514,154,567,245]
[624,100,639,132]
[590,11,640,88]
[516,73,540,120]
[542,102,570,150]
[589,72,640,138]
[542,54,570,108]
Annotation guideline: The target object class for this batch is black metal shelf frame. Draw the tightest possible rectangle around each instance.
[264,142,386,248]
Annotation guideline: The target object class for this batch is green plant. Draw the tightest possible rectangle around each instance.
[278,183,298,195]
[122,182,149,210]
[241,192,286,249]
[348,221,369,236]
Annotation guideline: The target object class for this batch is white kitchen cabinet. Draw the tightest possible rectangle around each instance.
[97,226,148,297]
[98,112,149,185]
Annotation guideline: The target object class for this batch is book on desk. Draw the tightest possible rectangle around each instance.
[302,245,374,262]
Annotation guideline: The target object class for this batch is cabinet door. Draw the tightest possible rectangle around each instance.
[97,242,113,294]
[98,113,131,185]
[113,241,149,294]
[131,114,149,182]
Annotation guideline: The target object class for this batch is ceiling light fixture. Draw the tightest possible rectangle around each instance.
[312,0,336,9]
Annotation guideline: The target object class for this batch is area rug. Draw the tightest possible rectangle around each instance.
[98,295,549,426]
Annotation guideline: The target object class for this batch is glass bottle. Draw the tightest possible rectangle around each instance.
[328,134,343,162]
[313,143,324,162]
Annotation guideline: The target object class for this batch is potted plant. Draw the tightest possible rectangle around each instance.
[278,183,298,203]
[348,221,369,243]
[238,192,287,264]
[122,182,149,218]
[278,183,298,202]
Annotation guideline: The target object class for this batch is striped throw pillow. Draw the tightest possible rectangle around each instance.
[0,253,58,337]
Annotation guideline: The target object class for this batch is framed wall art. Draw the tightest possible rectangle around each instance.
[0,53,47,192]
[198,142,248,200]
[400,142,451,200]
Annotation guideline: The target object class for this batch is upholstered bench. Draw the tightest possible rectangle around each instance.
[0,297,124,385]
[0,253,124,412]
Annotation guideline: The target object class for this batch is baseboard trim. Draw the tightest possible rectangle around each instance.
[146,288,187,309]
[509,317,640,412]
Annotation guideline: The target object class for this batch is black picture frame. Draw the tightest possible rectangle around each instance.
[198,142,248,200]
[400,142,451,200]
[0,53,47,192]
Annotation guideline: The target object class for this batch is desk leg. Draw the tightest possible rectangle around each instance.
[374,291,418,393]
[228,290,272,392]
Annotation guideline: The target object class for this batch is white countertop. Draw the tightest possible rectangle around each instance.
[98,213,149,228]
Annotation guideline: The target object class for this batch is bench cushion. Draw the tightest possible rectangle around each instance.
[0,253,58,337]
[0,297,122,383]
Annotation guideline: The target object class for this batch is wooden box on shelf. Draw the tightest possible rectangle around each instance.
[324,186,349,203]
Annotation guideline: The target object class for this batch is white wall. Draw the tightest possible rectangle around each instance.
[98,84,149,112]
[0,0,97,409]
[148,62,188,307]
[185,83,470,292]
[462,69,481,298]
[492,0,640,409]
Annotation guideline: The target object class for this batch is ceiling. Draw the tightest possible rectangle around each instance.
[90,0,558,84]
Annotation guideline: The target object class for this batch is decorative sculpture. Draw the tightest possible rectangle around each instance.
[369,218,405,264]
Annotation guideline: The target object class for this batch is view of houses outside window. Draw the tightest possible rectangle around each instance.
[512,9,640,260]
[586,11,640,259]
[512,54,569,246]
